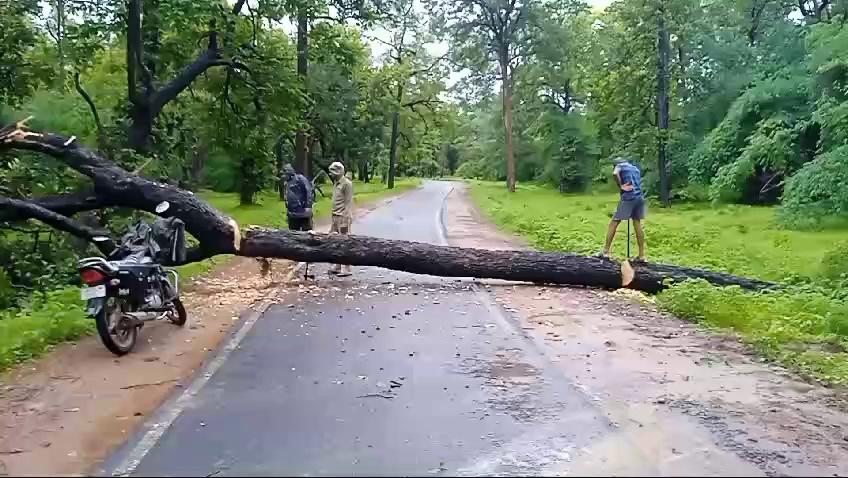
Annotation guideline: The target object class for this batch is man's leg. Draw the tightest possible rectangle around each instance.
[329,216,342,274]
[632,220,646,260]
[337,222,352,276]
[303,217,314,279]
[603,220,621,256]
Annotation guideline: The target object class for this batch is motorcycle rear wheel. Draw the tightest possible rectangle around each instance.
[95,297,138,356]
[169,297,187,326]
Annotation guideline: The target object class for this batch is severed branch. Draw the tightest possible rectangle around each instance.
[0,195,115,254]
[0,191,110,222]
[0,121,780,293]
[1,122,239,258]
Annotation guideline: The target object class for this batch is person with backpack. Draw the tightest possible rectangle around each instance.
[282,164,315,232]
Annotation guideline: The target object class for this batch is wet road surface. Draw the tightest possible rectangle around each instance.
[105,181,613,476]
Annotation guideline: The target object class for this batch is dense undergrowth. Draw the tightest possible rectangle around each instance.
[0,179,420,373]
[470,181,848,385]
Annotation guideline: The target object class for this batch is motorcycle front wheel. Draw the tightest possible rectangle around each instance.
[95,297,138,356]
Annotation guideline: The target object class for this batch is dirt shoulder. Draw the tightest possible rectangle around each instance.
[444,183,848,476]
[0,188,415,477]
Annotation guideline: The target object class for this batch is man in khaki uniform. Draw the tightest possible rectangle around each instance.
[328,161,354,277]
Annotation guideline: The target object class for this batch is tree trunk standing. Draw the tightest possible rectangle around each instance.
[128,106,154,152]
[191,142,206,188]
[676,46,689,102]
[387,83,404,189]
[240,155,258,205]
[656,5,671,207]
[500,55,516,193]
[294,11,309,176]
[275,134,286,199]
[55,0,66,90]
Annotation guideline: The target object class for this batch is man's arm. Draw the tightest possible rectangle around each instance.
[613,165,633,192]
[301,175,315,206]
[344,179,354,208]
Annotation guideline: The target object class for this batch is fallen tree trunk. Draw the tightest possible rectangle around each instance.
[0,121,778,294]
[240,228,777,293]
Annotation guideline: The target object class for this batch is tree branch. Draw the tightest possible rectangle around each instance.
[1,121,239,256]
[73,72,108,152]
[410,53,449,77]
[312,15,347,23]
[126,0,143,105]
[0,191,110,221]
[0,195,115,254]
[232,0,248,14]
[150,39,222,115]
[402,98,441,108]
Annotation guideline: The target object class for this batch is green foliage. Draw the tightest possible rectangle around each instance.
[780,145,848,228]
[820,241,848,281]
[0,0,47,107]
[692,69,811,200]
[0,288,93,372]
[656,280,848,385]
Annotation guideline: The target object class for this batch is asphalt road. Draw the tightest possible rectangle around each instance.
[104,181,611,476]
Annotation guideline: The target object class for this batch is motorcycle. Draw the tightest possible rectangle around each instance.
[77,201,188,355]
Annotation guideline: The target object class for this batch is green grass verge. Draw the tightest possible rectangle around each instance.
[469,180,848,385]
[0,289,93,371]
[469,181,846,281]
[0,178,421,373]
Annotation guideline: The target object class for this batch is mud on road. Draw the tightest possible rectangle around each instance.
[445,184,848,477]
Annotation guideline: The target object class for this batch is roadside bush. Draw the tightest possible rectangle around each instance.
[820,241,848,280]
[780,145,848,228]
[456,160,493,180]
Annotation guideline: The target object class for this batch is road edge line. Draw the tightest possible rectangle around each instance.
[106,299,274,476]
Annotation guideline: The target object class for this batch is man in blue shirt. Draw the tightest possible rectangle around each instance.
[602,157,647,261]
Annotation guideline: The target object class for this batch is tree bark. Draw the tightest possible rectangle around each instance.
[1,124,779,294]
[387,83,403,189]
[294,10,310,176]
[656,5,671,207]
[239,229,776,293]
[55,0,66,91]
[500,56,516,193]
[74,72,108,153]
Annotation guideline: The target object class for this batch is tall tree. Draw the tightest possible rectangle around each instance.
[656,0,671,206]
[375,0,445,188]
[432,0,530,192]
[287,0,384,177]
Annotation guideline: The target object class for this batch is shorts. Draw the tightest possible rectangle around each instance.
[287,216,313,231]
[613,197,647,221]
[331,215,351,234]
